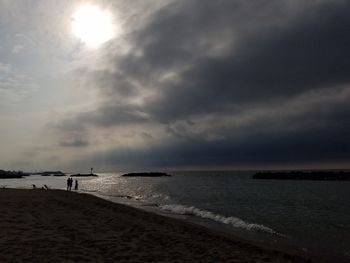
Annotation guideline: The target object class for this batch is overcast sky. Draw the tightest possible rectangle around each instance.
[0,0,349,172]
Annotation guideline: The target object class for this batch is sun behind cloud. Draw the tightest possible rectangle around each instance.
[72,4,116,48]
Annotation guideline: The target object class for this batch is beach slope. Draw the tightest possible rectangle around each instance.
[0,189,310,262]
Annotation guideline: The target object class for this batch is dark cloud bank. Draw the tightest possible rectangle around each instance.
[63,0,350,170]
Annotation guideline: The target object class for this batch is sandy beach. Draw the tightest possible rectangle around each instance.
[0,189,312,263]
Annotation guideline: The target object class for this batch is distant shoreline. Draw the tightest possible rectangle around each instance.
[253,171,350,181]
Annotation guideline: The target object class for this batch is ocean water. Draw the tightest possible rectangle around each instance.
[2,171,350,262]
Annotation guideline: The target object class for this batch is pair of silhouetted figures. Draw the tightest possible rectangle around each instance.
[67,177,78,191]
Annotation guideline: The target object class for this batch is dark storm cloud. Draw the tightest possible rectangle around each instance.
[76,0,350,122]
[143,0,350,120]
[63,0,350,168]
[77,68,140,97]
[79,87,350,169]
[80,126,350,169]
[56,103,150,131]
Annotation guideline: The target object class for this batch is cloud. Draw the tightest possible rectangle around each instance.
[141,0,350,121]
[55,0,350,169]
[0,62,38,105]
[0,63,11,73]
[59,138,89,147]
[67,85,350,170]
[12,44,23,54]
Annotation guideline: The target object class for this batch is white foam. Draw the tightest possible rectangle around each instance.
[160,204,281,235]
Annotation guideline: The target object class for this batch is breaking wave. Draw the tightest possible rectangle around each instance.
[160,204,282,236]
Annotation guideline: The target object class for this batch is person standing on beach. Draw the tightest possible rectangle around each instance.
[74,179,78,190]
[67,177,73,191]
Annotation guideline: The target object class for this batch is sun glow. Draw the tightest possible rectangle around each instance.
[72,4,116,48]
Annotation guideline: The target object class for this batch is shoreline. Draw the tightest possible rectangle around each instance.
[0,188,313,262]
[91,191,328,263]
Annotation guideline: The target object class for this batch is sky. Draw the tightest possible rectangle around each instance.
[0,0,349,172]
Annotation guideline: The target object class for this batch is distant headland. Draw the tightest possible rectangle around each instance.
[32,171,66,176]
[0,170,30,179]
[0,169,99,178]
[122,172,171,177]
[252,170,350,181]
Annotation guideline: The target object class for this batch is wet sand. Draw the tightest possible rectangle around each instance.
[0,189,312,262]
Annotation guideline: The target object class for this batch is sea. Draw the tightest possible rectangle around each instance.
[2,171,350,262]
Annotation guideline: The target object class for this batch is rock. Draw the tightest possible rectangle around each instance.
[122,172,171,177]
[70,173,98,177]
[252,171,350,181]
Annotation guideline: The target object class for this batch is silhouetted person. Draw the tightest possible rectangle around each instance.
[32,184,36,189]
[74,179,78,190]
[90,167,93,175]
[67,177,73,191]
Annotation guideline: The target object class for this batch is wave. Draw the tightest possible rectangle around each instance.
[160,204,282,236]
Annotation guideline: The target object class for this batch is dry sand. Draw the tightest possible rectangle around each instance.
[0,189,312,262]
